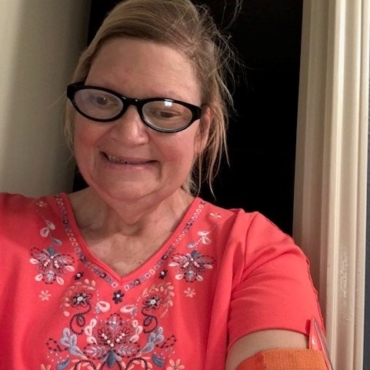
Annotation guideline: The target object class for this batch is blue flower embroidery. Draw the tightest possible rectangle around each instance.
[169,250,215,282]
[60,328,84,356]
[30,246,75,285]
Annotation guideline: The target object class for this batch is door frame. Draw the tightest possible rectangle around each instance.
[293,0,369,368]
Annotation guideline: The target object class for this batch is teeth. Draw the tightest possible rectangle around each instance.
[107,155,129,164]
[106,154,149,165]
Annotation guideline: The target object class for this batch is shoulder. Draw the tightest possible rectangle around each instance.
[198,199,308,278]
[199,198,261,228]
[0,191,49,210]
[200,197,283,225]
[200,198,294,248]
[0,192,62,225]
[0,192,35,214]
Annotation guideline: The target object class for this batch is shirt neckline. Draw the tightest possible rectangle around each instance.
[55,193,205,287]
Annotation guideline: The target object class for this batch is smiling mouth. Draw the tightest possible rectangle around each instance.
[105,154,153,165]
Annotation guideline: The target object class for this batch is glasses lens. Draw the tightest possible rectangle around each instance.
[74,88,123,120]
[142,101,193,130]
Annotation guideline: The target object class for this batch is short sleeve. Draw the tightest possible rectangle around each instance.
[228,212,323,349]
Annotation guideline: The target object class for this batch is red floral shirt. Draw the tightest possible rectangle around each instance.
[0,193,323,369]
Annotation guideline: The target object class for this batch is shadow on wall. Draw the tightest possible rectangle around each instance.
[0,0,90,197]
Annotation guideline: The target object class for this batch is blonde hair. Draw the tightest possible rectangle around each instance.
[66,0,236,194]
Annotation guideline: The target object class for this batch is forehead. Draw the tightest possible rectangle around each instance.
[87,38,201,103]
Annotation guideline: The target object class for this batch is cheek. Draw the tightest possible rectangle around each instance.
[73,120,101,151]
[159,133,199,164]
[73,124,84,154]
[73,121,103,170]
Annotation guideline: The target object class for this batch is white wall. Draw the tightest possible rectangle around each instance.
[0,0,90,197]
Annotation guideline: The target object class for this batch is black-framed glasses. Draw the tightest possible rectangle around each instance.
[67,82,202,133]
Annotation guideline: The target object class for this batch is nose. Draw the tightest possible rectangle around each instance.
[109,105,149,144]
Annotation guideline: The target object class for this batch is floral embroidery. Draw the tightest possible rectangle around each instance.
[61,279,98,316]
[159,269,168,279]
[184,288,195,298]
[169,250,215,282]
[36,200,48,208]
[40,220,55,237]
[83,313,141,365]
[47,281,177,369]
[60,328,84,356]
[39,219,63,248]
[71,290,92,308]
[186,229,214,250]
[143,295,162,310]
[140,282,174,318]
[39,290,51,301]
[60,280,105,337]
[30,216,75,285]
[140,327,175,354]
[167,358,185,370]
[198,231,211,244]
[112,290,124,304]
[39,197,222,368]
[74,272,84,280]
[30,246,75,285]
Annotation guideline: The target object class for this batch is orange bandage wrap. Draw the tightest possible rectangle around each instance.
[235,349,328,370]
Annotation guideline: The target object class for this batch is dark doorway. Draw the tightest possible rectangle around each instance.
[74,0,303,235]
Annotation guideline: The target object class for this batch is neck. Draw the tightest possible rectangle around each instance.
[68,187,194,237]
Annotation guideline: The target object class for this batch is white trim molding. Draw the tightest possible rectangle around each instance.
[294,0,369,369]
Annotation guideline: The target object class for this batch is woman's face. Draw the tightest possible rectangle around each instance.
[74,38,210,204]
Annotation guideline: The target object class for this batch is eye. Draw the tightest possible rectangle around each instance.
[88,91,119,109]
[94,95,109,106]
[152,109,180,119]
[145,102,190,120]
[73,88,123,119]
[142,101,193,129]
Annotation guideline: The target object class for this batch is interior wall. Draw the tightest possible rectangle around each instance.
[0,0,90,197]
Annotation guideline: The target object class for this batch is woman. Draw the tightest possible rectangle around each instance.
[0,0,330,369]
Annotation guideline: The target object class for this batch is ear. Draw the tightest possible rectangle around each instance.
[195,106,212,154]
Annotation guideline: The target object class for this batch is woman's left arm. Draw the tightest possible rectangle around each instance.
[226,329,329,370]
[224,213,330,369]
[225,329,307,369]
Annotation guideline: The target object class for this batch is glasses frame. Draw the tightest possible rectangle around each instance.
[67,82,202,133]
